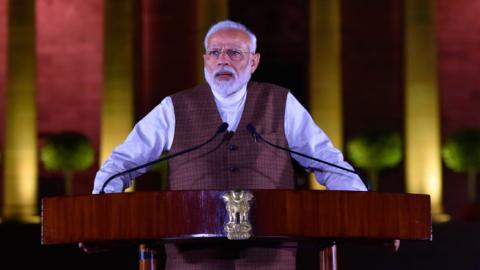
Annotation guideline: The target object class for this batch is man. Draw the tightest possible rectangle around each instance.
[92,20,367,269]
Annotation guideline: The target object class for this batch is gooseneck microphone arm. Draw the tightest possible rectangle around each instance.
[99,122,229,194]
[246,123,358,175]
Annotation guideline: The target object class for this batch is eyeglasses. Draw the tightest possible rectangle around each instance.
[206,48,252,61]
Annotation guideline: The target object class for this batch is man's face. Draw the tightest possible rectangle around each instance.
[204,28,260,97]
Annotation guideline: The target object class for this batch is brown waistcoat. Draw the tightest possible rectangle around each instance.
[168,81,295,190]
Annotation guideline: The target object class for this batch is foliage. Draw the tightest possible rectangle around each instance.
[442,128,480,201]
[346,129,403,191]
[347,129,403,170]
[40,131,95,172]
[40,131,95,195]
[442,128,480,173]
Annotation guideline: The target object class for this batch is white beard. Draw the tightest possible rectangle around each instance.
[204,65,252,97]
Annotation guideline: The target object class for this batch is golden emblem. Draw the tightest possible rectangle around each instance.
[222,190,254,240]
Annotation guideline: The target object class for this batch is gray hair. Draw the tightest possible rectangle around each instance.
[204,20,257,53]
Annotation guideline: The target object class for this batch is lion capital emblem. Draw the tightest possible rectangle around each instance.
[222,190,254,240]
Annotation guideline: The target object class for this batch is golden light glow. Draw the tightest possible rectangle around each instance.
[308,0,341,190]
[101,0,134,166]
[102,0,135,192]
[3,0,38,223]
[405,0,447,222]
[196,0,228,84]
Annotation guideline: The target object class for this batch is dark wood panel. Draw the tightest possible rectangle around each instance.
[42,190,431,244]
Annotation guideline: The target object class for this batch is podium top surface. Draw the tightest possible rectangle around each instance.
[41,190,432,245]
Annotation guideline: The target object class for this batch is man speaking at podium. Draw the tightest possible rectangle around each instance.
[91,20,367,270]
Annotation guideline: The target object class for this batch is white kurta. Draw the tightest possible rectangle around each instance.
[93,85,367,194]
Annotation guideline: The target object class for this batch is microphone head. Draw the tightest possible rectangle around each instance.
[246,123,256,135]
[217,122,229,133]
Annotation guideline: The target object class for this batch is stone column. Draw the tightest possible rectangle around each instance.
[3,0,37,222]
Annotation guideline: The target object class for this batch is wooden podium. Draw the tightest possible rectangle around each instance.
[41,190,431,269]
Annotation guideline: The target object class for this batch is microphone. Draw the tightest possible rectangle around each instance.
[246,123,358,175]
[99,122,229,194]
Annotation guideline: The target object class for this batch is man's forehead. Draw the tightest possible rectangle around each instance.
[207,29,250,48]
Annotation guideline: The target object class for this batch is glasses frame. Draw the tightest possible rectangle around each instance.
[205,47,254,61]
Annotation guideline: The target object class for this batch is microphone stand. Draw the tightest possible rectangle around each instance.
[246,124,357,174]
[246,124,371,190]
[99,122,229,194]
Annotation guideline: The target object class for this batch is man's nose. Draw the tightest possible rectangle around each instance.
[217,50,231,64]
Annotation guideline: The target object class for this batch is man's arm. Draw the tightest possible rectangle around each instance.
[92,97,175,194]
[284,92,367,191]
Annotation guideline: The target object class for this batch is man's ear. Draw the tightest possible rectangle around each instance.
[250,53,261,74]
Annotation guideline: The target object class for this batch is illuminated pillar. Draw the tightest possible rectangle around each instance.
[0,0,7,222]
[3,0,38,223]
[101,0,135,164]
[405,0,447,221]
[309,0,342,190]
[102,0,135,191]
[196,0,228,83]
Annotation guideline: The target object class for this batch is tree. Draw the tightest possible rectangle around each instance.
[40,131,95,195]
[347,129,403,191]
[442,128,480,202]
